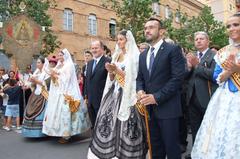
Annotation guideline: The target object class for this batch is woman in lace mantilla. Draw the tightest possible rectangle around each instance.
[192,14,240,159]
[88,30,148,159]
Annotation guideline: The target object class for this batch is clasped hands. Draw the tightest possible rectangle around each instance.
[105,62,117,74]
[137,90,157,106]
[50,70,59,79]
[218,52,240,83]
[186,53,199,69]
[224,53,240,73]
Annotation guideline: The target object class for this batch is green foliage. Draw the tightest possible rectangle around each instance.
[0,0,60,56]
[41,28,61,56]
[102,0,153,43]
[164,6,228,50]
[102,2,227,50]
[0,0,10,21]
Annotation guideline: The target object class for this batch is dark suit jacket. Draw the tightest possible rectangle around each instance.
[84,56,111,109]
[186,49,218,109]
[136,41,185,119]
[82,64,87,97]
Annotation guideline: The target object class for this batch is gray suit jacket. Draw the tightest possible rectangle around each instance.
[186,49,218,109]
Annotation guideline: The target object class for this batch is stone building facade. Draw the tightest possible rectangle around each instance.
[48,0,117,65]
[49,0,204,65]
[198,0,237,23]
[153,0,204,28]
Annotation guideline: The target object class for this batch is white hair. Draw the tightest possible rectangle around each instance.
[194,31,209,40]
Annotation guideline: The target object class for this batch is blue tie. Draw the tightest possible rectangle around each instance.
[92,60,97,73]
[199,52,203,59]
[149,47,155,75]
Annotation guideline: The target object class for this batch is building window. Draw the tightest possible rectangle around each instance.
[230,4,233,10]
[63,9,73,31]
[109,19,116,38]
[175,9,181,23]
[165,5,171,19]
[152,2,160,16]
[88,14,97,36]
[183,13,189,26]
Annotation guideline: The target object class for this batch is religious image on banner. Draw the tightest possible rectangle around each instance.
[2,14,43,70]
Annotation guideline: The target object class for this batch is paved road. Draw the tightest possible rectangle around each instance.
[0,128,192,159]
[0,112,192,159]
[0,128,91,159]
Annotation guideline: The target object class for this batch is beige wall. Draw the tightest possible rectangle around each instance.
[152,0,204,28]
[49,0,117,66]
[198,0,236,23]
[49,0,204,65]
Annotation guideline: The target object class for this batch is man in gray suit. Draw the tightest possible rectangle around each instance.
[186,31,218,143]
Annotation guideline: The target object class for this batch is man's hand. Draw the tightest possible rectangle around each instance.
[84,99,88,105]
[140,94,157,106]
[187,54,199,67]
[137,90,145,100]
[84,96,88,106]
[186,60,193,70]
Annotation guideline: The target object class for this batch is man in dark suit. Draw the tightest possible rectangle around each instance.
[84,40,110,128]
[136,18,185,159]
[186,31,218,143]
[82,50,93,98]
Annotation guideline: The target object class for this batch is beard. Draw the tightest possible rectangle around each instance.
[145,38,153,43]
[145,34,159,44]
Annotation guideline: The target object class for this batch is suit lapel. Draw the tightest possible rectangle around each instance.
[88,60,94,78]
[91,56,105,77]
[142,49,149,80]
[149,41,166,80]
[200,49,211,65]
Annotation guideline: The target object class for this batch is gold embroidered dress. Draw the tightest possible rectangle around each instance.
[42,49,91,137]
